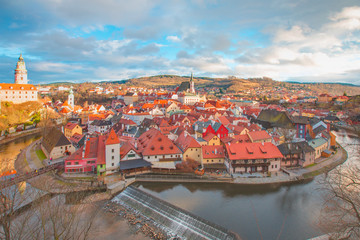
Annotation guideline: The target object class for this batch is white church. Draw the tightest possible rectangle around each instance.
[0,54,38,103]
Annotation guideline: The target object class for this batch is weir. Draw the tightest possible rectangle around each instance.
[113,186,239,240]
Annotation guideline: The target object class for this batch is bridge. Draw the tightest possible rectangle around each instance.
[0,162,63,189]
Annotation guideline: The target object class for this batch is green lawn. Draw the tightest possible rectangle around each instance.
[36,149,47,161]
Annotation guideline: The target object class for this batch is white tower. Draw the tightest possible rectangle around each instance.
[105,129,120,175]
[14,54,28,84]
[68,86,74,109]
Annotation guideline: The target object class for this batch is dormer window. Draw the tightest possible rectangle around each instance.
[10,86,13,89]
[21,87,24,89]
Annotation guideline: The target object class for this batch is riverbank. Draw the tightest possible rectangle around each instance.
[0,128,42,145]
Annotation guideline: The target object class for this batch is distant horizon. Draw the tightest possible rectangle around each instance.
[8,74,357,87]
[1,1,360,85]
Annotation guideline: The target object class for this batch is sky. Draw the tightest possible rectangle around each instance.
[1,0,360,85]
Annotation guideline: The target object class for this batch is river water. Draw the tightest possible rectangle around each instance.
[0,133,41,172]
[135,130,360,240]
[1,130,358,240]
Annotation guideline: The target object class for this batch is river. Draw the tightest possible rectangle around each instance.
[1,130,358,239]
[135,130,360,240]
[0,133,41,172]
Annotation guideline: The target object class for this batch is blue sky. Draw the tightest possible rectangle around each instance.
[1,0,360,85]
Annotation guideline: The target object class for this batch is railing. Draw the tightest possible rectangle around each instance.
[0,162,63,189]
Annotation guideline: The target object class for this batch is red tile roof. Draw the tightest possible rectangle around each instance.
[106,129,120,145]
[0,83,37,91]
[175,132,201,152]
[65,122,79,130]
[248,130,272,141]
[202,145,225,159]
[226,142,283,160]
[137,128,181,156]
[69,133,84,143]
[97,135,107,165]
[203,133,217,142]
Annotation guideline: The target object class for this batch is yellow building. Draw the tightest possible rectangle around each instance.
[201,145,226,172]
[64,122,82,139]
[203,133,221,146]
[175,133,202,164]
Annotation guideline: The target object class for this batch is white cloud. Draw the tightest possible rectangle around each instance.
[166,35,181,42]
[32,62,82,73]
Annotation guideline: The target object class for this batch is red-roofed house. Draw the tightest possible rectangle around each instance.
[225,142,283,174]
[247,130,272,143]
[64,122,82,139]
[64,136,99,174]
[202,145,226,172]
[175,132,202,164]
[137,128,182,169]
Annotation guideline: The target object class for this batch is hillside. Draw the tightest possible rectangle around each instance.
[44,75,360,96]
[125,75,272,91]
[0,101,43,130]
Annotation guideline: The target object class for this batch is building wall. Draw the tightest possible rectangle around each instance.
[202,157,224,165]
[49,144,75,160]
[0,89,38,103]
[183,147,202,163]
[208,136,221,146]
[314,142,328,159]
[105,143,120,174]
[121,150,141,160]
[144,153,182,162]
[65,125,82,139]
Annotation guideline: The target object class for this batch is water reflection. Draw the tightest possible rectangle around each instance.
[137,130,358,239]
[0,133,41,171]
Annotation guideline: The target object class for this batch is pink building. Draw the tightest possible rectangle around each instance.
[64,136,105,173]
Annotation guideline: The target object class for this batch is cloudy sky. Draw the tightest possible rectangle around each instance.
[1,0,360,85]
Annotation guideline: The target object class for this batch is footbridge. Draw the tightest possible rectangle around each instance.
[113,186,241,240]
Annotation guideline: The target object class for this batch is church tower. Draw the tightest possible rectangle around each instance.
[68,86,74,109]
[190,73,195,94]
[14,54,28,84]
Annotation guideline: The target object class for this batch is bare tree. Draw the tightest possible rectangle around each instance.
[0,157,99,240]
[318,128,360,239]
[319,165,360,239]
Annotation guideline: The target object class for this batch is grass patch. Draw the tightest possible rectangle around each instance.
[305,163,316,168]
[36,149,47,161]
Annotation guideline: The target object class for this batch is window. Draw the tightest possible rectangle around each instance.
[112,156,114,160]
[75,162,79,165]
[112,149,114,153]
[128,154,135,158]
[112,163,114,166]
[148,156,150,159]
[66,162,71,165]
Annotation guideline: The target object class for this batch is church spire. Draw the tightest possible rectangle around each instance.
[189,73,195,94]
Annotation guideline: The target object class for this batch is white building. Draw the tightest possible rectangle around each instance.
[0,54,38,103]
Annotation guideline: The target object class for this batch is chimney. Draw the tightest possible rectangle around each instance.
[215,148,218,154]
[134,142,138,149]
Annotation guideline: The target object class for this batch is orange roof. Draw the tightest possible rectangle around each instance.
[142,103,155,109]
[248,130,272,141]
[106,129,120,145]
[226,142,283,160]
[88,114,106,121]
[0,83,37,91]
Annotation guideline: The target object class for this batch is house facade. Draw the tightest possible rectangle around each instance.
[225,142,283,174]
